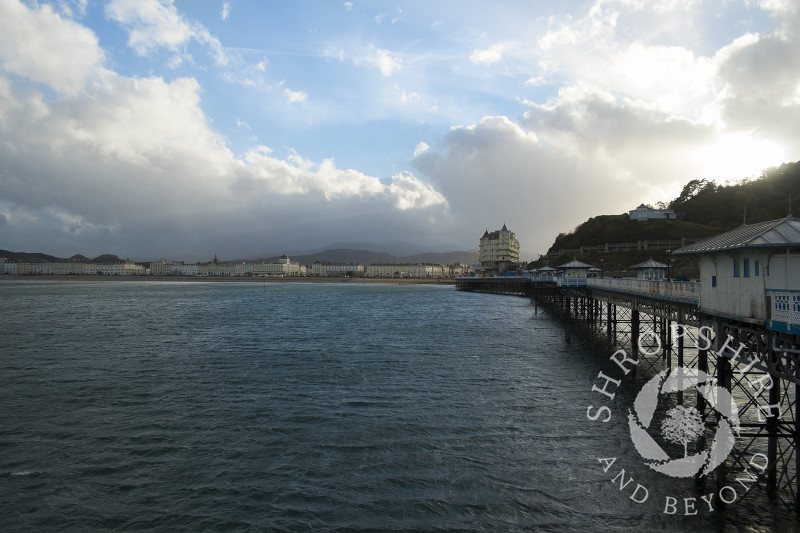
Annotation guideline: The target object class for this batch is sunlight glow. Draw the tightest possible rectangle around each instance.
[696,133,786,181]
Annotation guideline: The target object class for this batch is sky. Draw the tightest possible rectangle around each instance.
[0,0,798,261]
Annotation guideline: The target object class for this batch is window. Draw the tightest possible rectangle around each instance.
[712,275,717,287]
[733,259,740,277]
[755,260,760,276]
[743,258,750,278]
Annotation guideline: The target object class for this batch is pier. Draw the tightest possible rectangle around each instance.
[457,240,800,508]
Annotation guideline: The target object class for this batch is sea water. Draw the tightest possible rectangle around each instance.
[0,280,796,531]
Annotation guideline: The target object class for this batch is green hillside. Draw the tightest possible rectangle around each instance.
[548,216,719,252]
[0,250,123,264]
[536,160,800,277]
[669,162,800,227]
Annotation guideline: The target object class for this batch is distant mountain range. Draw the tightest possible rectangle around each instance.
[0,247,479,266]
[0,250,126,264]
[254,248,478,266]
[278,241,447,257]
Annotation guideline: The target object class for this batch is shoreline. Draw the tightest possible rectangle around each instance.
[0,274,456,285]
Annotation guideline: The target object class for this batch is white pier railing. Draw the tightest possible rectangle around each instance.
[581,278,700,303]
[767,290,800,334]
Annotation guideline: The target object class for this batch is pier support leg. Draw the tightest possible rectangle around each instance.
[677,321,684,405]
[695,345,709,489]
[796,378,799,506]
[715,354,732,507]
[767,361,779,496]
[612,305,617,345]
[565,296,571,344]
[631,310,640,363]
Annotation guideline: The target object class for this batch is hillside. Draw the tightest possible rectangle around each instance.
[669,162,800,227]
[1,247,478,268]
[258,249,479,266]
[548,216,719,252]
[0,250,123,264]
[537,160,800,276]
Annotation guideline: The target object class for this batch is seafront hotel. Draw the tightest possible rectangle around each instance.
[0,255,472,279]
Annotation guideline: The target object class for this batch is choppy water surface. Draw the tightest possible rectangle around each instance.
[0,280,796,531]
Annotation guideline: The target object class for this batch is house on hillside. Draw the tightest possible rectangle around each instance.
[674,216,800,333]
[628,204,677,222]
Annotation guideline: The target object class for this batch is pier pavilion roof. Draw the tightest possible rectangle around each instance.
[558,259,594,269]
[674,216,800,255]
[631,259,668,269]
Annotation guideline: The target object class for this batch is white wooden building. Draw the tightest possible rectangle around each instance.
[558,259,593,278]
[674,216,800,333]
[631,259,668,280]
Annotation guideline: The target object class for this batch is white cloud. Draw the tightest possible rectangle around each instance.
[323,46,345,61]
[531,0,800,130]
[525,76,547,86]
[0,69,448,254]
[284,87,308,103]
[58,0,89,19]
[413,81,755,254]
[759,0,798,16]
[362,45,400,76]
[539,3,618,51]
[106,0,193,53]
[2,0,799,258]
[391,8,403,24]
[401,90,421,103]
[0,1,450,256]
[0,0,106,95]
[344,2,354,11]
[388,172,447,210]
[611,0,701,14]
[470,44,506,65]
[221,1,231,21]
[106,0,228,66]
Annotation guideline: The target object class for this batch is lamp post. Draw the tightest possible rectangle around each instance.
[666,249,671,280]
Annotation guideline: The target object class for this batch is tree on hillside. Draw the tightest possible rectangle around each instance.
[670,179,710,207]
[544,161,800,256]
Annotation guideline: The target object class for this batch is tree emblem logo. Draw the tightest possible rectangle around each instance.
[628,367,740,478]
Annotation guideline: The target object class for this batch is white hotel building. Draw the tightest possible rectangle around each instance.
[479,224,520,275]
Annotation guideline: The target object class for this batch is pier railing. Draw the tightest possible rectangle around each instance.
[767,289,800,334]
[468,277,800,330]
[556,277,587,287]
[584,278,700,304]
[527,276,701,304]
